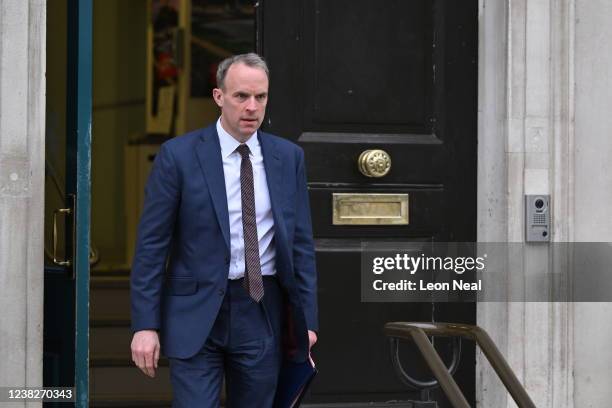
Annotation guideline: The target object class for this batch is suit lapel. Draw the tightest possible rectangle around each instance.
[259,131,287,239]
[195,126,231,251]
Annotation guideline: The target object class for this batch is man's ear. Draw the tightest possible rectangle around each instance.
[212,88,223,107]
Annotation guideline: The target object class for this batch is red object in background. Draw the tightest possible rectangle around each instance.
[156,52,178,81]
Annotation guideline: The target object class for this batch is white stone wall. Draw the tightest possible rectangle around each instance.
[0,1,46,407]
[573,0,612,406]
[477,1,510,404]
[479,0,612,406]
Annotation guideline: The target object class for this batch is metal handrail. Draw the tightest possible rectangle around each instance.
[389,335,462,391]
[384,322,537,408]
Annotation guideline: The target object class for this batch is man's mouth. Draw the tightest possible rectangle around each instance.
[241,118,258,125]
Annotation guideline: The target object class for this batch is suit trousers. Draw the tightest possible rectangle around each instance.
[169,276,283,408]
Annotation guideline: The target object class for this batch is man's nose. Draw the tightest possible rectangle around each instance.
[245,97,258,111]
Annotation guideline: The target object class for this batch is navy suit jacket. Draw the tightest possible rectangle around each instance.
[130,124,318,361]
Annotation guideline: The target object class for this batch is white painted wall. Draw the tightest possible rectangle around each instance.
[0,1,46,406]
[573,0,612,406]
[479,0,612,406]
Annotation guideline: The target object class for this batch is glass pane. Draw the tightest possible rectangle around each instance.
[190,0,255,97]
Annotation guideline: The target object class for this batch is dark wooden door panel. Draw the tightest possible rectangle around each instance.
[313,248,433,401]
[259,0,477,405]
[303,1,433,128]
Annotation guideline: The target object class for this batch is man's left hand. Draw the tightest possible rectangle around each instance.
[308,330,318,367]
[308,330,317,349]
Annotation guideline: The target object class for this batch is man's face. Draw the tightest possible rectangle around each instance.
[212,62,269,142]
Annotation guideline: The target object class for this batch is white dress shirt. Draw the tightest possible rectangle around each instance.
[216,119,276,279]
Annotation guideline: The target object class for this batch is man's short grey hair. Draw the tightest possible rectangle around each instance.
[216,53,269,90]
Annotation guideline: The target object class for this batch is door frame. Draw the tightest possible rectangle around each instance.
[67,0,93,405]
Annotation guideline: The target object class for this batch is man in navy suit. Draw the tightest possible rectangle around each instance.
[130,53,318,407]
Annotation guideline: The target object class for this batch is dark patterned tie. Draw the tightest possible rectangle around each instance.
[236,144,264,302]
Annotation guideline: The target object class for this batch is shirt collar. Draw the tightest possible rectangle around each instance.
[216,118,259,159]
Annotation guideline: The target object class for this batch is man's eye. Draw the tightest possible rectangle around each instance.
[256,95,267,101]
[236,94,247,99]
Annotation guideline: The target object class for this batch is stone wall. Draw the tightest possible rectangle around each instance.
[0,1,46,406]
[479,0,612,406]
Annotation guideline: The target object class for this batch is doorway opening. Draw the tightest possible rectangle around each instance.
[44,1,478,406]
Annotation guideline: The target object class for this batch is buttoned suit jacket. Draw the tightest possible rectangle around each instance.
[130,124,318,362]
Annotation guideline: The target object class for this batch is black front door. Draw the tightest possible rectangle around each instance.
[259,1,477,406]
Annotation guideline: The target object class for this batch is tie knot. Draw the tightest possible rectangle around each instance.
[236,144,250,159]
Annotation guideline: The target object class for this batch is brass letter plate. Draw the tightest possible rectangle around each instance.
[332,193,409,225]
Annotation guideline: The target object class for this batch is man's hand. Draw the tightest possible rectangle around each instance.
[131,330,160,378]
[308,330,318,367]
